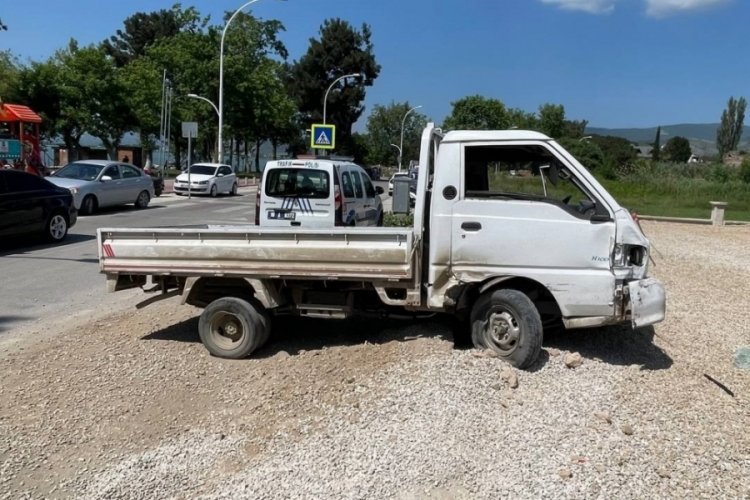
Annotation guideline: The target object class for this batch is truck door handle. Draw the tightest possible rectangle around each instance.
[461,222,482,231]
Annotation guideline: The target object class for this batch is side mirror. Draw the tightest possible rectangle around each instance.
[101,175,112,182]
[217,173,224,177]
[375,186,384,195]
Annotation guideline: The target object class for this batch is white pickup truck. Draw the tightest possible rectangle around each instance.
[98,124,665,368]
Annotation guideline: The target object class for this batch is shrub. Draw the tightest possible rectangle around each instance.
[740,158,750,184]
[384,212,414,227]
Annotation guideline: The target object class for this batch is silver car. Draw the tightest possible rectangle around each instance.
[48,160,155,215]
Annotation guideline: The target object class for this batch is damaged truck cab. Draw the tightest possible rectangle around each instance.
[420,127,664,331]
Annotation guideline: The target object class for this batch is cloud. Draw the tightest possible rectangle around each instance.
[540,0,617,14]
[645,0,731,17]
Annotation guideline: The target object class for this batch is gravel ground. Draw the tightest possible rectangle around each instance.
[1,220,749,499]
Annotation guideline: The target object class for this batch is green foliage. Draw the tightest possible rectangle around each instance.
[558,137,605,171]
[651,126,661,161]
[596,161,750,220]
[103,4,205,66]
[364,102,427,166]
[288,18,380,154]
[590,135,637,175]
[662,136,692,163]
[384,212,413,227]
[537,103,565,138]
[740,157,750,184]
[0,51,20,100]
[717,96,747,160]
[443,95,510,130]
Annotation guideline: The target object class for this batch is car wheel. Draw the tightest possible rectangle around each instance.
[80,195,97,215]
[210,184,218,197]
[470,289,543,369]
[135,190,150,209]
[198,297,269,359]
[231,183,238,196]
[45,212,69,242]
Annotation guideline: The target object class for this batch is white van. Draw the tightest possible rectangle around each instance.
[257,159,384,227]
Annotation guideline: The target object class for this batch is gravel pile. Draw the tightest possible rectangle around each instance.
[1,221,749,499]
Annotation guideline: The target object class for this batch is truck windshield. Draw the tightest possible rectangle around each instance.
[265,168,330,199]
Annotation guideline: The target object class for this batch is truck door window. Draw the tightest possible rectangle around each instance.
[351,171,364,198]
[464,144,598,219]
[341,171,355,198]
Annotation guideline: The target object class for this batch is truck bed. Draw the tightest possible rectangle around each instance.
[98,225,414,281]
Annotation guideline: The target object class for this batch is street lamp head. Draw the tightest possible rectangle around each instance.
[187,93,198,98]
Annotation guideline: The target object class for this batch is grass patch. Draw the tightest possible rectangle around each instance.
[594,162,750,221]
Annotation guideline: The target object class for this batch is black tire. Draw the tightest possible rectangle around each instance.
[198,297,269,359]
[135,190,150,209]
[45,212,69,242]
[230,183,238,196]
[80,195,97,215]
[470,289,543,369]
[210,184,218,197]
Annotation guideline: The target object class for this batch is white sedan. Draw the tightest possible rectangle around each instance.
[174,163,238,197]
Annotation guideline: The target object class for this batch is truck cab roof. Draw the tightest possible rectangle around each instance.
[441,130,551,143]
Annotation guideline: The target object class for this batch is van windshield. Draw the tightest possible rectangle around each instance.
[265,168,330,199]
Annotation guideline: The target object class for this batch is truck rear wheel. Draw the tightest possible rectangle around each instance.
[199,297,269,359]
[470,289,543,369]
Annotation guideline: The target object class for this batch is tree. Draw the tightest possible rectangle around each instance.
[443,95,510,130]
[590,135,637,169]
[537,103,565,138]
[652,126,661,161]
[0,51,20,100]
[716,96,747,160]
[662,136,692,163]
[288,18,380,154]
[103,4,204,66]
[558,137,605,172]
[364,102,427,166]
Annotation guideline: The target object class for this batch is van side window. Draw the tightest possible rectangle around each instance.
[362,175,376,198]
[464,144,598,219]
[341,171,355,198]
[350,170,364,198]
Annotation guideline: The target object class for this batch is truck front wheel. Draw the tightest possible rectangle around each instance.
[199,297,269,359]
[470,289,543,369]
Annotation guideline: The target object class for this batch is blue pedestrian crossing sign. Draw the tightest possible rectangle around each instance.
[311,123,336,150]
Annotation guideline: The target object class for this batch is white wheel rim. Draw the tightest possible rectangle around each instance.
[50,215,66,240]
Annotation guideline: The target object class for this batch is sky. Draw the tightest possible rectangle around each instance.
[1,0,749,130]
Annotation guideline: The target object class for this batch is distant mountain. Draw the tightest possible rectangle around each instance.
[585,123,750,157]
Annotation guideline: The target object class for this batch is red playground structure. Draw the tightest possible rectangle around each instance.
[0,102,44,175]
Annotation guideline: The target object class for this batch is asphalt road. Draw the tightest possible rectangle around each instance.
[0,180,391,336]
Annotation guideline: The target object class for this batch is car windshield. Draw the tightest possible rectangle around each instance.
[55,162,105,181]
[265,168,330,199]
[187,165,218,176]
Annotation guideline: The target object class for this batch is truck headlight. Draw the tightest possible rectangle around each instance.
[614,244,646,267]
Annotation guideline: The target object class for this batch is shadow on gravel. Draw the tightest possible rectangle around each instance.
[141,314,455,356]
[544,324,673,371]
[0,315,32,333]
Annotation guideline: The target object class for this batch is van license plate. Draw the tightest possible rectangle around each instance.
[268,210,295,220]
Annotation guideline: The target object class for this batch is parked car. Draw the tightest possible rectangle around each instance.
[0,169,77,242]
[258,159,384,227]
[47,160,154,215]
[174,163,237,197]
[388,172,411,196]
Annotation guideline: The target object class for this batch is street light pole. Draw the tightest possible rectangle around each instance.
[390,143,402,169]
[187,93,220,161]
[399,105,422,172]
[219,0,280,163]
[323,73,362,124]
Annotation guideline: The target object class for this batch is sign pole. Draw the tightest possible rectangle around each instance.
[187,134,192,199]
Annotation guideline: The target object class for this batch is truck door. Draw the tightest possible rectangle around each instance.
[450,142,617,318]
